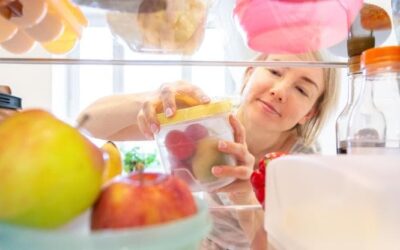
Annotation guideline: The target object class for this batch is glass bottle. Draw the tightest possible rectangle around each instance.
[336,35,375,154]
[393,0,400,45]
[336,56,363,154]
[347,46,400,154]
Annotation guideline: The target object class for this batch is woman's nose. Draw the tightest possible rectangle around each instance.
[269,86,287,103]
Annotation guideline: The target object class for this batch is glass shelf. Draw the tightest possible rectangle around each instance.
[0,58,348,67]
[1,0,396,65]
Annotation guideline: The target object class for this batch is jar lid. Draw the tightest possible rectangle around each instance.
[348,55,361,73]
[361,46,400,69]
[157,100,232,125]
[347,36,375,57]
[0,93,22,110]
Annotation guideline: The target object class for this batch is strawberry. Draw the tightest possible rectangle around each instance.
[250,152,286,207]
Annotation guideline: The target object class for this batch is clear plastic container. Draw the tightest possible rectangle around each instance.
[0,197,211,250]
[155,100,236,192]
[94,0,212,55]
[265,155,400,250]
[347,46,400,154]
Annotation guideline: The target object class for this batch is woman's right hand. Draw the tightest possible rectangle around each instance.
[136,80,210,139]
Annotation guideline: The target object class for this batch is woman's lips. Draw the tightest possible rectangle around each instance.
[258,99,281,117]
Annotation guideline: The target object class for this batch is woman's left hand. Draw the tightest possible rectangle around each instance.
[211,114,256,204]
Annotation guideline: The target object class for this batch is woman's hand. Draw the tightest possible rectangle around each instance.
[136,80,210,138]
[211,114,256,205]
[0,85,16,123]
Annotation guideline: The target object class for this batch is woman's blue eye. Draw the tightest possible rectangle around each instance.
[296,86,308,97]
[268,69,281,77]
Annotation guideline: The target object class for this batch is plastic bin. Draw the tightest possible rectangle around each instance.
[265,155,400,250]
[0,198,211,250]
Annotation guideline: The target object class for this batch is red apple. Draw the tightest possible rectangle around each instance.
[90,172,197,230]
[184,123,209,141]
[165,130,195,160]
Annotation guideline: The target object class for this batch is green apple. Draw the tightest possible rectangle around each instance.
[0,109,104,228]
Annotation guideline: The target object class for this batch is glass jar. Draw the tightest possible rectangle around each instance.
[155,100,236,191]
[336,56,363,154]
[347,46,400,154]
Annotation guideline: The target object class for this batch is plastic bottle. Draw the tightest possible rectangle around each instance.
[347,46,400,154]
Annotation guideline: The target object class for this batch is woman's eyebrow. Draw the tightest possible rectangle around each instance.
[301,76,319,90]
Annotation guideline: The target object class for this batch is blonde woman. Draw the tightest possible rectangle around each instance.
[79,51,339,249]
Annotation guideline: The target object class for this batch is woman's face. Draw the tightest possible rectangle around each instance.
[240,54,325,133]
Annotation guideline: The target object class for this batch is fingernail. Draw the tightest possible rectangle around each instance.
[218,140,227,149]
[150,124,159,134]
[165,107,173,117]
[201,95,210,102]
[212,166,222,175]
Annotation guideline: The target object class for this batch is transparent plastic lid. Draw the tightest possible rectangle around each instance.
[157,100,232,126]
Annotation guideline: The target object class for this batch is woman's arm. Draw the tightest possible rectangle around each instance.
[77,81,210,141]
[77,92,152,141]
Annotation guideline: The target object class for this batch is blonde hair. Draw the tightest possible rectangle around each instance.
[242,52,339,146]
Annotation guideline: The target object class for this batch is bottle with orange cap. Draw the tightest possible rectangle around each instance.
[335,36,375,154]
[347,46,400,154]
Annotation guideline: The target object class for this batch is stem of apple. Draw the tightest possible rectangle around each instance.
[136,162,145,186]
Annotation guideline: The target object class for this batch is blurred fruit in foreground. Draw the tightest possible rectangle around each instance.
[101,141,122,185]
[91,172,197,230]
[0,109,104,228]
[250,152,286,206]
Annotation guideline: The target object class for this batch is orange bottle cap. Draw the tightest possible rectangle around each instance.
[361,46,400,69]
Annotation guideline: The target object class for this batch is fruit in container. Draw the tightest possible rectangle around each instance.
[90,172,197,230]
[0,109,104,228]
[101,141,122,185]
[107,0,208,54]
[165,130,195,160]
[191,137,228,183]
[156,100,234,190]
[184,123,208,141]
